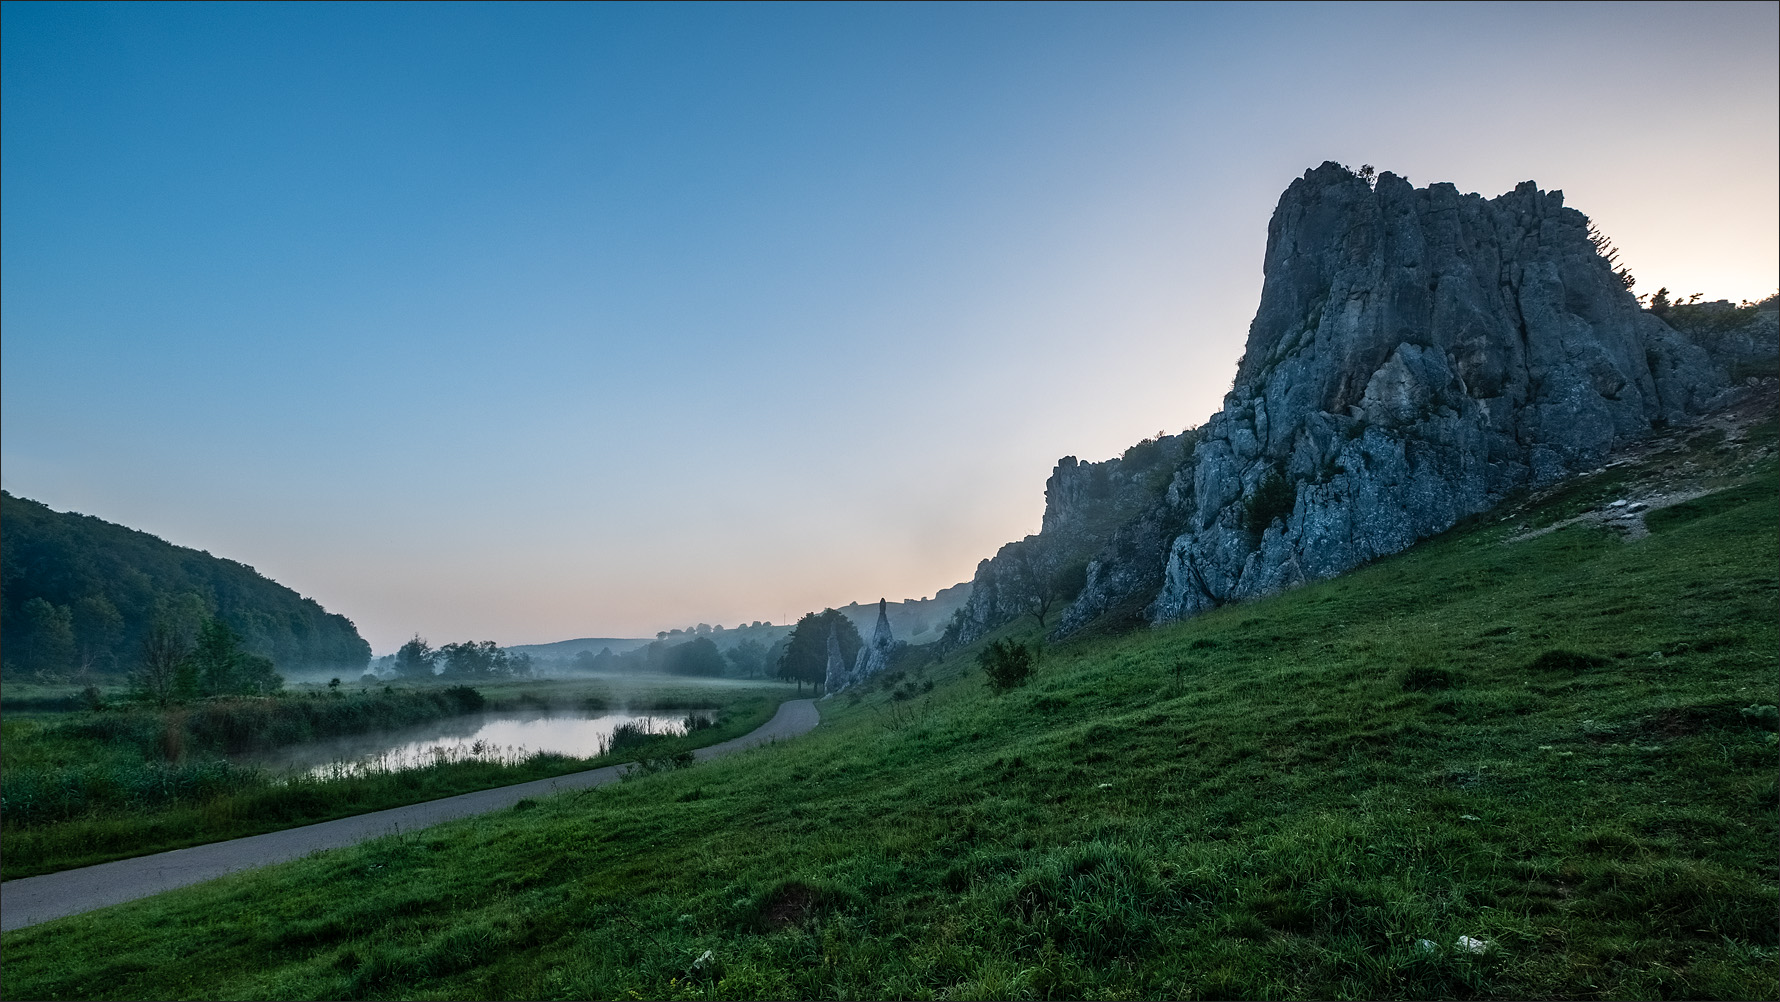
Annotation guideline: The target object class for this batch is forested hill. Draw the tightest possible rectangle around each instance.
[1,492,371,677]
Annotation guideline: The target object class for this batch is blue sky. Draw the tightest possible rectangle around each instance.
[4,2,1775,651]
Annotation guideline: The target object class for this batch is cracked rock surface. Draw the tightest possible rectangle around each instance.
[953,163,1761,645]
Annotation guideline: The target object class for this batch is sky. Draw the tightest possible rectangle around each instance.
[3,2,1776,653]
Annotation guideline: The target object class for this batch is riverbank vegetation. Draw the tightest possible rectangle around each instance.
[0,676,792,879]
[3,419,1773,999]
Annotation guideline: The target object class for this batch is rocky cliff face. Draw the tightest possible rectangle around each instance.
[952,162,1740,644]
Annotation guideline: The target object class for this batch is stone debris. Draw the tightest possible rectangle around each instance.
[1505,488,1707,543]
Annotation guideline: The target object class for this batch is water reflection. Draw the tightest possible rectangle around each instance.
[243,710,711,779]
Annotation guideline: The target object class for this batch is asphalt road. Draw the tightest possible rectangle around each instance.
[0,697,819,932]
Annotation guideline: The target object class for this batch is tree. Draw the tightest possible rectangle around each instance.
[665,636,726,676]
[73,595,125,674]
[241,652,284,695]
[726,638,769,678]
[187,618,280,697]
[437,640,515,678]
[1648,287,1672,317]
[131,619,193,707]
[1586,220,1636,290]
[777,609,863,693]
[21,597,75,676]
[394,635,436,678]
[1032,560,1090,629]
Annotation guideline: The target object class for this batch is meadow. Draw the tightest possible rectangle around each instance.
[0,675,792,879]
[2,419,1774,1000]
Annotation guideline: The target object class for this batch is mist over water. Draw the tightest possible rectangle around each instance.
[241,709,710,779]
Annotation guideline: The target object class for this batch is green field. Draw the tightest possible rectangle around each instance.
[1,675,794,879]
[3,429,1775,1000]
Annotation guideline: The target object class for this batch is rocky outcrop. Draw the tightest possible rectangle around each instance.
[1661,299,1779,381]
[849,599,896,687]
[823,624,848,693]
[952,162,1738,645]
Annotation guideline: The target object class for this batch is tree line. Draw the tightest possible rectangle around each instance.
[379,637,538,679]
[568,634,770,677]
[2,492,371,678]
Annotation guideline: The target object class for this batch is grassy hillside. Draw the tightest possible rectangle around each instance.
[1,492,371,676]
[4,427,1774,1000]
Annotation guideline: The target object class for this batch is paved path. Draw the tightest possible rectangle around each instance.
[1,698,819,932]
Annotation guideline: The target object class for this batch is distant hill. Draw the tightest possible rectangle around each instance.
[513,582,974,675]
[835,580,972,644]
[1,492,372,677]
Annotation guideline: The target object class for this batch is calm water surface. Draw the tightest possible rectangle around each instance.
[243,710,711,779]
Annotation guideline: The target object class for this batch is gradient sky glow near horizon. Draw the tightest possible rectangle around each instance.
[4,2,1776,653]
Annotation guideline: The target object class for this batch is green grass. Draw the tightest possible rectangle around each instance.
[4,451,1774,999]
[1,677,792,879]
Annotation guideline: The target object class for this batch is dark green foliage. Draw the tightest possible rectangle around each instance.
[1664,298,1762,335]
[1740,704,1779,731]
[436,641,528,679]
[664,637,726,676]
[604,722,655,754]
[724,637,770,677]
[1119,434,1168,471]
[1399,665,1455,691]
[184,619,283,697]
[1,492,371,675]
[1243,468,1298,534]
[393,636,435,678]
[18,597,75,674]
[443,685,485,713]
[978,638,1034,692]
[566,633,768,678]
[777,609,862,689]
[1052,560,1089,606]
[1526,649,1609,672]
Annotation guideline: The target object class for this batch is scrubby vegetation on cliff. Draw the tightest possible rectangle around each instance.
[5,409,1772,1001]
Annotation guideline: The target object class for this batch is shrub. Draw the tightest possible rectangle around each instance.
[443,685,485,712]
[1400,666,1454,692]
[1526,650,1608,672]
[1244,469,1298,534]
[604,722,656,754]
[1739,704,1779,732]
[978,640,1034,693]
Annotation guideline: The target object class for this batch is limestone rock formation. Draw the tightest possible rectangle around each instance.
[823,623,848,693]
[951,162,1739,644]
[850,598,896,687]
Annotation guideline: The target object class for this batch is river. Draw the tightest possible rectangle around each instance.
[239,708,712,779]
